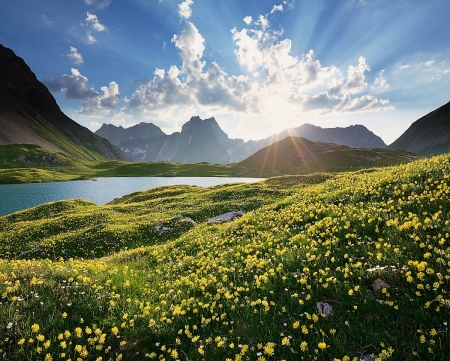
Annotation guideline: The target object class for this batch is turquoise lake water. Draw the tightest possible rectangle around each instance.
[0,177,263,216]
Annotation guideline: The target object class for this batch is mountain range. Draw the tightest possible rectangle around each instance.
[1,42,449,167]
[0,44,128,161]
[96,118,387,164]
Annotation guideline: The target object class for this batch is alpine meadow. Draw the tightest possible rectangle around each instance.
[1,0,450,360]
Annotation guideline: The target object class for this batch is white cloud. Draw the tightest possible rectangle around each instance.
[371,69,389,90]
[329,56,370,94]
[257,15,270,30]
[68,47,84,65]
[86,32,97,44]
[42,68,121,116]
[83,0,112,9]
[54,6,392,129]
[271,4,284,13]
[243,16,253,25]
[86,12,107,32]
[122,22,259,117]
[178,0,194,19]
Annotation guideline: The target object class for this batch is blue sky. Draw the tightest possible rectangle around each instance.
[1,0,449,144]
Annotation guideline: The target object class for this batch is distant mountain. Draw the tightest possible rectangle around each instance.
[97,118,386,164]
[96,116,249,163]
[248,123,387,151]
[235,136,416,177]
[388,101,450,156]
[0,44,128,161]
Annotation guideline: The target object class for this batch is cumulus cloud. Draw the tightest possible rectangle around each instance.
[68,47,84,65]
[58,2,392,127]
[329,56,370,94]
[178,0,194,19]
[86,12,107,32]
[243,16,253,25]
[122,22,259,116]
[42,68,121,116]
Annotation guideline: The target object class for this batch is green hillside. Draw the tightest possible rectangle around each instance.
[0,139,420,184]
[235,136,417,177]
[0,154,449,360]
[0,44,128,162]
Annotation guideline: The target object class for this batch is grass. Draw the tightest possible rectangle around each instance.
[0,143,418,184]
[0,154,449,360]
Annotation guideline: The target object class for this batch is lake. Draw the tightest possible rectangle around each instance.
[0,177,264,217]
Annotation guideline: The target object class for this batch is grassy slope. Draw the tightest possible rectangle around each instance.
[0,142,418,184]
[235,136,418,177]
[0,156,449,360]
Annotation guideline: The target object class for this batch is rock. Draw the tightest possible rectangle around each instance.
[372,278,390,292]
[316,301,333,318]
[357,352,375,361]
[207,211,244,223]
[172,214,196,225]
[156,225,171,235]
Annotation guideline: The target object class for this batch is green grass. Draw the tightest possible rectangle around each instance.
[0,143,419,184]
[0,155,449,360]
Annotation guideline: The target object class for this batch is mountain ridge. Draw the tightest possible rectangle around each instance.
[0,44,129,161]
[388,100,450,156]
[96,118,387,164]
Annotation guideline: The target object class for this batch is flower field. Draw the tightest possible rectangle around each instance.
[0,155,449,360]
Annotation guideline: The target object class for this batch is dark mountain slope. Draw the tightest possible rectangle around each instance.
[388,101,450,156]
[0,44,128,161]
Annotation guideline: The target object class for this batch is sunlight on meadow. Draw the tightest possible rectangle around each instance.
[0,156,449,360]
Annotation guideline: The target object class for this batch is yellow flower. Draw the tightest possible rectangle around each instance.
[111,326,119,335]
[17,338,25,345]
[318,342,327,349]
[37,334,45,342]
[31,323,40,333]
[300,341,308,351]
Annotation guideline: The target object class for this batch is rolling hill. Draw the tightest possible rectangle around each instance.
[0,44,128,161]
[235,136,417,176]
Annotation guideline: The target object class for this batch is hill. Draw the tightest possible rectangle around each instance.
[388,100,450,155]
[235,136,417,176]
[0,44,128,161]
[0,154,449,359]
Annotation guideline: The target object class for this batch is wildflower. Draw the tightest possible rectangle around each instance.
[300,341,308,351]
[31,323,40,333]
[318,342,327,349]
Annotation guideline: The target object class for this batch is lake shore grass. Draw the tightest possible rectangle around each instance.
[0,154,449,360]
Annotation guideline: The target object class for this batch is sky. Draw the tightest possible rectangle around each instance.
[1,0,450,144]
